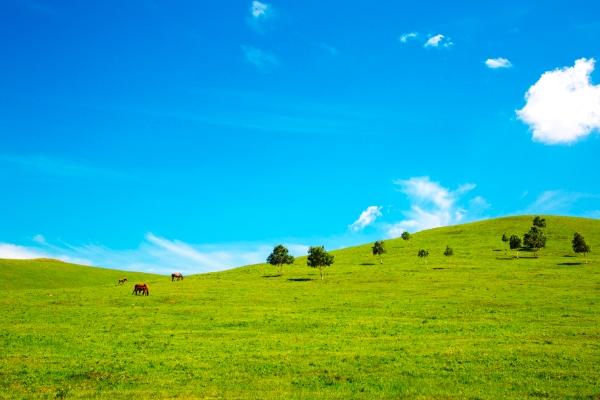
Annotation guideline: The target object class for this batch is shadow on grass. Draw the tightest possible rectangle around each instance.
[262,274,282,278]
[287,278,314,282]
[563,255,576,258]
[432,267,447,270]
[495,256,514,260]
[557,262,583,266]
[360,263,375,266]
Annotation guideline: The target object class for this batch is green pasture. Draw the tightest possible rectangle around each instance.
[0,216,599,399]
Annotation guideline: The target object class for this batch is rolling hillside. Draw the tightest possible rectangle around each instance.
[0,215,598,399]
[0,258,160,290]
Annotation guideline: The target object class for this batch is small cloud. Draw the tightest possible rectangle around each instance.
[241,45,279,72]
[349,206,383,232]
[251,1,269,18]
[32,234,46,245]
[485,57,512,69]
[398,32,418,43]
[525,190,586,214]
[424,34,453,48]
[516,58,600,144]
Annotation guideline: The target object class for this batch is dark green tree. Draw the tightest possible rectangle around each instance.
[372,240,386,264]
[443,245,453,266]
[572,232,591,264]
[523,226,547,257]
[533,216,547,228]
[509,235,521,259]
[266,245,295,274]
[307,246,334,280]
[417,249,429,263]
[501,233,509,254]
[401,231,411,241]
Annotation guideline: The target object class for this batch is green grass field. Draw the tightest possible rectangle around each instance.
[1,215,599,399]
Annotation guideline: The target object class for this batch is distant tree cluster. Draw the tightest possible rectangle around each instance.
[502,216,548,259]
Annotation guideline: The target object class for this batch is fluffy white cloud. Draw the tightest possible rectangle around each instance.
[349,206,382,232]
[485,57,512,69]
[517,58,600,144]
[251,1,269,18]
[424,34,453,48]
[241,45,279,71]
[398,32,418,43]
[385,177,484,237]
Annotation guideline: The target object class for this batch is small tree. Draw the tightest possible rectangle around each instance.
[533,216,547,228]
[372,240,386,264]
[509,235,521,259]
[266,245,295,274]
[501,233,509,254]
[401,231,411,241]
[417,249,429,263]
[572,232,591,264]
[307,246,334,280]
[444,245,453,266]
[523,226,547,257]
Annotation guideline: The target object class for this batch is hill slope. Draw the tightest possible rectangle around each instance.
[0,215,598,399]
[0,258,160,290]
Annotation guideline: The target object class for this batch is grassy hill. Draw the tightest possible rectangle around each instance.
[0,215,599,399]
[0,258,160,290]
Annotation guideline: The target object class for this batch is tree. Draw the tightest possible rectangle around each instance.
[443,245,453,266]
[307,246,334,280]
[372,240,386,264]
[417,249,429,263]
[523,226,547,257]
[509,235,521,259]
[533,216,546,228]
[501,233,509,254]
[266,245,295,274]
[572,232,591,264]
[401,231,411,241]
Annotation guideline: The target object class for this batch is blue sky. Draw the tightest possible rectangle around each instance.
[1,0,599,273]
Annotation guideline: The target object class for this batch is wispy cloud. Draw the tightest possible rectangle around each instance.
[424,34,453,48]
[349,206,382,232]
[517,58,600,144]
[398,32,453,49]
[485,57,512,69]
[524,190,598,214]
[0,234,311,275]
[384,177,485,237]
[241,45,280,72]
[0,154,127,180]
[398,32,418,43]
[247,1,274,32]
[251,1,269,18]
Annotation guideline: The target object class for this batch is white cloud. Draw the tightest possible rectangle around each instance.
[424,34,453,48]
[0,234,312,275]
[485,57,512,69]
[349,206,382,232]
[0,243,47,259]
[251,1,269,18]
[385,177,483,237]
[525,190,585,214]
[398,32,418,43]
[517,58,600,144]
[241,45,279,72]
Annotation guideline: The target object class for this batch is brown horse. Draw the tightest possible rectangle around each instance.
[171,272,184,282]
[132,283,149,296]
[118,278,128,285]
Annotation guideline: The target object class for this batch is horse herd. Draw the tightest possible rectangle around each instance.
[117,272,184,296]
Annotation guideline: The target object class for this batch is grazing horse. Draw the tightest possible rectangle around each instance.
[118,278,128,285]
[132,283,149,296]
[171,272,184,282]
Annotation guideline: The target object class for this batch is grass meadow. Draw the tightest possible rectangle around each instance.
[0,215,599,399]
